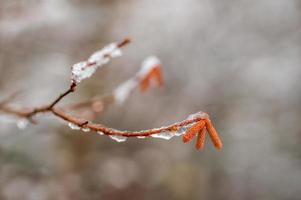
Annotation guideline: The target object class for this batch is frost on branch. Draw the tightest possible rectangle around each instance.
[113,79,137,105]
[151,131,175,140]
[0,38,222,151]
[138,56,163,91]
[62,108,222,150]
[113,56,163,104]
[97,110,222,151]
[71,42,123,84]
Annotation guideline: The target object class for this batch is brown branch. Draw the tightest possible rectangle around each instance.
[63,56,163,118]
[0,82,77,120]
[48,82,77,109]
[117,37,131,48]
[0,38,130,119]
[62,94,114,114]
[52,108,201,137]
[0,38,223,150]
[52,108,222,150]
[1,99,222,150]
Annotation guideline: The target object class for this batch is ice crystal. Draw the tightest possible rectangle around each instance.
[109,135,127,142]
[71,61,94,83]
[103,43,122,57]
[88,43,122,64]
[68,122,81,130]
[97,131,104,135]
[175,124,194,136]
[71,43,122,83]
[151,131,174,140]
[81,127,90,132]
[16,119,29,130]
[114,79,138,104]
[88,52,108,65]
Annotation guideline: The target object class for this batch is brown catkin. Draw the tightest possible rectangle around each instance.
[153,67,164,86]
[140,66,163,92]
[195,128,206,150]
[205,119,223,149]
[182,120,205,143]
[140,76,150,92]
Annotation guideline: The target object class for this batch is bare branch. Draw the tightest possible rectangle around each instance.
[0,38,222,150]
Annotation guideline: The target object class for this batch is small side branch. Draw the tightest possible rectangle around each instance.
[49,82,77,109]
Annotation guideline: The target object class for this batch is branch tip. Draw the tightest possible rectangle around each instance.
[117,37,131,48]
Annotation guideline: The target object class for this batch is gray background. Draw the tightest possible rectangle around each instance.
[0,0,301,199]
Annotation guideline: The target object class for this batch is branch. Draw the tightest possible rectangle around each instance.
[0,38,222,150]
[52,108,222,149]
[0,38,130,118]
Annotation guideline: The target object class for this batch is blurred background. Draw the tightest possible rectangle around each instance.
[0,0,301,199]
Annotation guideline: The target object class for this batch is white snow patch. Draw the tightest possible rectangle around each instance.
[137,56,161,78]
[71,43,122,83]
[113,79,138,104]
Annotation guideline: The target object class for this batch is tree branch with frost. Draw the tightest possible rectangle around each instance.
[63,56,163,119]
[0,38,222,150]
[0,38,130,118]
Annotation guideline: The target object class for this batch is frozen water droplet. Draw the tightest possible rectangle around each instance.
[137,136,146,139]
[68,122,81,130]
[109,135,127,142]
[82,127,90,132]
[17,119,28,130]
[97,131,104,135]
[151,131,174,140]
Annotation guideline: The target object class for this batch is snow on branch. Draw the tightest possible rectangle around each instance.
[71,39,129,83]
[0,38,222,151]
[114,56,163,104]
